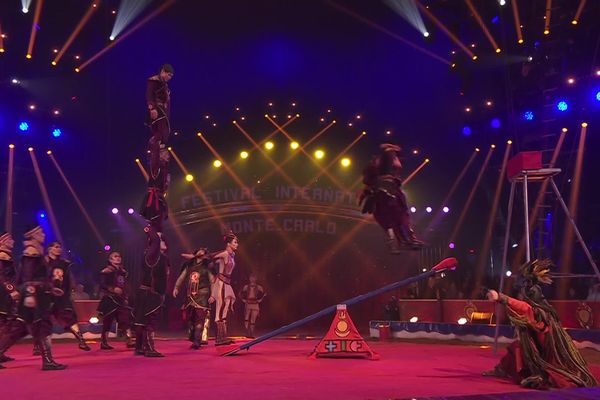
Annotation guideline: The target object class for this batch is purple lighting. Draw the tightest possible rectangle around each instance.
[128,208,134,215]
[448,242,455,249]
[442,206,450,213]
[104,245,111,251]
[111,208,119,215]
[410,206,417,213]
[426,207,432,213]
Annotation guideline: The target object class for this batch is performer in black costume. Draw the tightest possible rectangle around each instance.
[97,251,134,350]
[140,147,170,231]
[0,232,18,366]
[0,226,66,370]
[133,225,169,357]
[146,64,173,173]
[360,143,423,253]
[173,248,214,349]
[45,241,91,352]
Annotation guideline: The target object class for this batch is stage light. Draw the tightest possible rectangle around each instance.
[425,207,432,213]
[422,268,427,272]
[507,140,513,145]
[512,243,518,248]
[39,212,46,219]
[475,148,480,152]
[127,208,134,215]
[595,91,600,101]
[104,245,111,251]
[29,104,36,110]
[490,118,501,129]
[290,141,299,150]
[457,318,468,325]
[423,31,430,37]
[52,128,62,138]
[495,48,501,53]
[465,107,471,112]
[425,158,430,163]
[355,115,361,119]
[268,102,273,106]
[491,144,496,148]
[340,157,351,167]
[74,67,80,73]
[213,160,222,168]
[11,78,19,84]
[527,56,533,61]
[51,61,57,66]
[557,101,568,111]
[9,144,14,149]
[264,141,274,150]
[74,55,80,60]
[46,150,52,155]
[462,126,472,136]
[499,0,506,5]
[486,101,492,106]
[185,174,194,182]
[544,30,549,35]
[109,35,115,41]
[567,77,575,85]
[111,208,119,215]
[314,149,325,159]
[410,207,416,213]
[26,54,31,59]
[596,70,600,76]
[28,147,33,152]
[442,206,450,213]
[19,122,29,131]
[240,151,249,159]
[22,7,28,13]
[523,111,534,120]
[409,317,419,323]
[506,271,512,277]
[472,55,478,61]
[348,123,353,127]
[386,130,391,135]
[89,317,99,324]
[448,242,455,249]
[412,149,419,155]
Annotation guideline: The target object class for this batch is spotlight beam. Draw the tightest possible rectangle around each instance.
[135,158,149,181]
[558,124,587,297]
[572,0,587,24]
[26,0,44,58]
[77,0,176,72]
[511,0,524,43]
[445,146,495,254]
[384,0,428,36]
[402,158,430,185]
[53,1,99,65]
[5,145,15,231]
[464,0,500,52]
[0,23,5,53]
[326,0,451,65]
[259,120,335,183]
[544,0,552,35]
[28,149,64,245]
[110,0,153,40]
[416,1,476,59]
[425,149,479,237]
[48,152,106,246]
[472,142,511,297]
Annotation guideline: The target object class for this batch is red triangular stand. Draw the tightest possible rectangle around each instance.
[309,304,379,360]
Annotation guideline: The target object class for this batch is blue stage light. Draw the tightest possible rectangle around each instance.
[52,128,62,137]
[462,126,472,136]
[19,121,29,131]
[557,101,568,111]
[523,111,534,121]
[490,118,501,129]
[595,91,600,102]
[39,212,46,219]
[491,16,499,24]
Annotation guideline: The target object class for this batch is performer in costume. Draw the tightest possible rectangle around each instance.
[173,248,214,349]
[212,231,238,346]
[133,226,169,357]
[146,63,174,173]
[0,226,66,370]
[45,241,91,351]
[140,147,170,231]
[0,232,18,366]
[97,251,134,350]
[239,273,266,338]
[360,143,423,253]
[484,259,597,389]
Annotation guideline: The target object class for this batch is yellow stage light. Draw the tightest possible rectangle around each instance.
[26,54,32,59]
[582,122,588,128]
[264,141,274,150]
[46,150,52,155]
[340,157,351,167]
[28,147,33,152]
[135,158,140,163]
[167,147,172,151]
[75,67,80,73]
[472,55,478,61]
[495,48,501,53]
[290,141,299,150]
[571,20,578,25]
[185,174,194,182]
[314,150,325,159]
[543,30,549,35]
[475,147,480,152]
[9,144,15,149]
[518,39,524,44]
[562,128,568,133]
[213,160,222,168]
[425,158,430,163]
[491,144,496,148]
[51,61,57,66]
[240,151,249,159]
[507,140,513,145]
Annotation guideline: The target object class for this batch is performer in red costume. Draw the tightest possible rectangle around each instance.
[239,273,266,338]
[212,231,238,345]
[484,259,597,389]
[360,143,423,254]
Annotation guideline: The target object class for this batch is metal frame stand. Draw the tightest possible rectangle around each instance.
[493,168,600,352]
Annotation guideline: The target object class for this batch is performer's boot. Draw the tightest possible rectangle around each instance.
[385,229,402,254]
[191,323,203,350]
[201,313,210,345]
[134,326,145,355]
[187,325,194,342]
[144,330,164,357]
[248,323,256,339]
[125,329,136,348]
[100,330,114,350]
[70,325,91,351]
[32,343,41,356]
[0,321,24,362]
[40,336,67,371]
[215,321,234,346]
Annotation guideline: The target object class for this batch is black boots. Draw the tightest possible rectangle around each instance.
[70,326,91,351]
[40,337,67,371]
[190,323,203,350]
[143,330,164,357]
[100,330,114,350]
[134,325,145,356]
[125,329,136,348]
[385,229,402,254]
[215,321,233,346]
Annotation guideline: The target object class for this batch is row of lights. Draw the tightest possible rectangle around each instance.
[410,206,450,214]
[111,208,135,215]
[17,122,62,137]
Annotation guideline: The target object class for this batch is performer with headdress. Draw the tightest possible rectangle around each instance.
[239,273,266,338]
[97,250,134,350]
[45,241,91,352]
[173,248,214,349]
[212,231,238,345]
[0,226,66,370]
[360,143,423,253]
[0,232,18,366]
[133,225,170,357]
[484,259,597,389]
